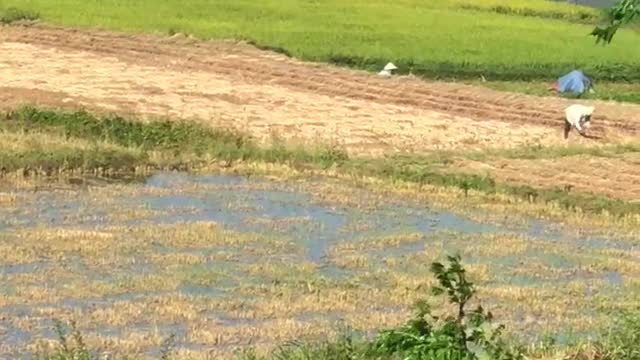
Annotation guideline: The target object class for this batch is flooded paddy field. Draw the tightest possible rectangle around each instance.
[0,171,638,359]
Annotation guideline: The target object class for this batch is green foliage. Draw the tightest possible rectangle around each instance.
[452,0,601,22]
[11,106,248,154]
[0,7,39,24]
[361,154,640,217]
[328,56,640,82]
[473,79,640,104]
[5,106,348,170]
[257,335,361,360]
[458,3,600,23]
[592,0,640,44]
[3,106,640,217]
[466,142,640,161]
[597,311,640,360]
[0,145,142,175]
[369,254,524,360]
[46,320,91,360]
[6,0,640,83]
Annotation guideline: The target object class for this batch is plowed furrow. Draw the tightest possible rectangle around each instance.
[2,24,639,141]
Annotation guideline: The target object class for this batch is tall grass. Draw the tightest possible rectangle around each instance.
[5,0,640,81]
[0,6,39,24]
[4,106,348,169]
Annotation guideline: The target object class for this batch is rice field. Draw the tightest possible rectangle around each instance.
[3,0,640,83]
[0,172,638,359]
[1,1,640,358]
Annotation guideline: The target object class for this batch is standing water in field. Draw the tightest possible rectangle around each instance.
[0,172,636,358]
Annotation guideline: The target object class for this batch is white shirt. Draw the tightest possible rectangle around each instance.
[565,104,595,131]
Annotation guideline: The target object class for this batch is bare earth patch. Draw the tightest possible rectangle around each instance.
[1,24,640,202]
[1,24,639,158]
[452,153,640,201]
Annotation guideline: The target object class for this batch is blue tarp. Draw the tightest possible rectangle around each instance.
[557,70,592,94]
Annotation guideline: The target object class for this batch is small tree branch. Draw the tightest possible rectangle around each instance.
[591,0,640,44]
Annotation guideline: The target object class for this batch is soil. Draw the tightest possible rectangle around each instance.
[452,153,640,201]
[1,23,639,200]
[1,23,638,157]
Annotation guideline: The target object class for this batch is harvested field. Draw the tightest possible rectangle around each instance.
[0,172,637,359]
[1,24,639,159]
[453,153,640,201]
[2,19,640,360]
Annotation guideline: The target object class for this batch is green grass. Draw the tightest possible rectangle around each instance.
[1,106,348,171]
[473,79,640,103]
[0,6,39,24]
[4,106,640,218]
[456,0,601,23]
[465,142,640,161]
[4,0,640,82]
[349,155,640,216]
[0,145,141,175]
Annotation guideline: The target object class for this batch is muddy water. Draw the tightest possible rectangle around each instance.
[0,172,625,255]
[0,172,636,358]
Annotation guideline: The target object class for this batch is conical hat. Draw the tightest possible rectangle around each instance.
[383,62,398,71]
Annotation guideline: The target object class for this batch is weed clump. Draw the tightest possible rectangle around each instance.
[0,7,39,24]
[0,106,348,175]
[595,311,640,360]
[48,319,91,360]
[369,254,523,360]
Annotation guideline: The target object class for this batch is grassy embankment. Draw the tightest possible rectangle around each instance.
[2,106,640,222]
[2,0,640,102]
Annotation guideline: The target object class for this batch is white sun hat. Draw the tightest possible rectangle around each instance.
[378,62,398,77]
[383,62,398,71]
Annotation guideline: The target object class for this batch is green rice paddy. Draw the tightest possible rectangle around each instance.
[3,0,640,85]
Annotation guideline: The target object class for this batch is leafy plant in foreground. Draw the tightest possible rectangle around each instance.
[46,319,91,360]
[595,311,640,360]
[591,0,640,44]
[369,254,524,360]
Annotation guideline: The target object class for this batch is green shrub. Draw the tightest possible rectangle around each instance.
[598,312,640,360]
[369,254,524,360]
[46,320,91,360]
[0,7,39,24]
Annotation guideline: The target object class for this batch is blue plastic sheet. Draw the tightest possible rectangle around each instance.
[557,70,592,94]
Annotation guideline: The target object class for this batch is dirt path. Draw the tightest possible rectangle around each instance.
[1,24,638,157]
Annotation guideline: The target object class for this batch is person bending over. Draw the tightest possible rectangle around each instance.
[564,104,595,139]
